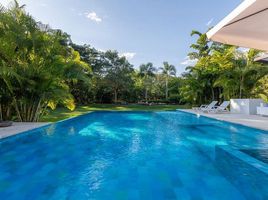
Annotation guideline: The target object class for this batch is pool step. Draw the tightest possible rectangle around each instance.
[215,146,268,200]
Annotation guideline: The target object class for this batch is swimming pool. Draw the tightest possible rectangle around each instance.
[0,111,268,199]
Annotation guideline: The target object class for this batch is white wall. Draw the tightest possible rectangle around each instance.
[230,99,264,115]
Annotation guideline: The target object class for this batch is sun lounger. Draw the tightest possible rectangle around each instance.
[207,101,230,113]
[193,101,218,111]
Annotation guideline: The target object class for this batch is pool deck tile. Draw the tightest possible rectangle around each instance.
[179,109,268,131]
[0,122,50,139]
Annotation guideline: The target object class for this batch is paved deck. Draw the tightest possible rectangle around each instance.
[0,122,50,139]
[180,109,268,131]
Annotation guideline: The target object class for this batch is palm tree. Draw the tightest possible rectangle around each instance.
[188,30,210,59]
[211,47,268,99]
[139,63,156,102]
[160,62,176,100]
[0,2,91,121]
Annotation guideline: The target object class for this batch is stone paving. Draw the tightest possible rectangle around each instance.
[180,109,268,131]
[0,122,50,139]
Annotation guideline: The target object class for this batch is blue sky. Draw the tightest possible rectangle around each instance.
[3,0,242,74]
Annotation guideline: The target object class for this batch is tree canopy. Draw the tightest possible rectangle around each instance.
[1,1,268,122]
[180,30,268,105]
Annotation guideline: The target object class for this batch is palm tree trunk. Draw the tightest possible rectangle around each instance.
[6,106,10,120]
[100,94,104,103]
[40,103,48,119]
[218,88,222,101]
[114,90,118,103]
[145,88,148,102]
[13,99,22,122]
[165,77,168,100]
[239,86,242,99]
[198,93,202,105]
[0,104,2,121]
[239,76,244,98]
[33,100,42,122]
[211,87,215,100]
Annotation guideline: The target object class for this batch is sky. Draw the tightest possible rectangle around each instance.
[2,0,243,75]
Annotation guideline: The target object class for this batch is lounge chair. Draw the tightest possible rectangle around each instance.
[193,101,218,111]
[207,101,230,113]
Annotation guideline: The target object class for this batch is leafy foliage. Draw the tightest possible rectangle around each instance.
[1,1,267,122]
[180,30,268,105]
[0,1,90,121]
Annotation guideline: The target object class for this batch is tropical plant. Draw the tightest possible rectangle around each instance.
[213,48,267,99]
[180,29,268,105]
[160,62,176,100]
[2,1,268,121]
[188,30,211,59]
[253,75,268,102]
[138,63,156,101]
[0,1,90,121]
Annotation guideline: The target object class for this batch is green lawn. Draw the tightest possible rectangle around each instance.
[41,104,189,122]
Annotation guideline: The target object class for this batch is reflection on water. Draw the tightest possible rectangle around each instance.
[0,111,268,199]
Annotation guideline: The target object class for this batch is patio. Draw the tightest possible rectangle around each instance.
[180,109,268,131]
[0,122,50,139]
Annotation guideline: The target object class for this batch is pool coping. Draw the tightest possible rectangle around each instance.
[0,123,51,143]
[177,109,268,132]
[0,122,51,140]
[0,111,97,141]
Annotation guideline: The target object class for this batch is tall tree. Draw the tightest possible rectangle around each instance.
[188,30,211,59]
[104,50,134,103]
[139,63,156,102]
[160,62,176,100]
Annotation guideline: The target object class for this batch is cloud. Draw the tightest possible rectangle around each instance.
[206,18,214,27]
[86,12,102,23]
[119,52,136,60]
[180,56,197,66]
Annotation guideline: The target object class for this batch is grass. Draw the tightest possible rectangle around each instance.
[40,104,190,122]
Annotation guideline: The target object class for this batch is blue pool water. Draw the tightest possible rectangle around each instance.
[0,111,268,200]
